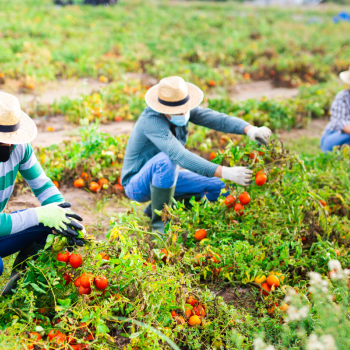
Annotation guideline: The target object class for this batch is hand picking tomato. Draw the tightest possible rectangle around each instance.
[57,250,70,263]
[94,275,108,290]
[194,229,207,241]
[224,195,236,209]
[234,203,244,216]
[69,254,83,269]
[239,192,250,205]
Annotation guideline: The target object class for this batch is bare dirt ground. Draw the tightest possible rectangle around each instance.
[5,78,327,239]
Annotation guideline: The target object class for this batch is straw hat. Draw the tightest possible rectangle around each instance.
[145,76,204,114]
[0,92,37,144]
[340,67,350,85]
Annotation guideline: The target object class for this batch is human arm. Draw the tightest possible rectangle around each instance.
[343,124,350,134]
[328,90,350,132]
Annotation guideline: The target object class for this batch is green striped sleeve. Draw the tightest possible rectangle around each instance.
[0,213,12,236]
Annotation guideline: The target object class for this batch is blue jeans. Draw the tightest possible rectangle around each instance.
[321,129,350,153]
[0,215,51,276]
[125,152,226,203]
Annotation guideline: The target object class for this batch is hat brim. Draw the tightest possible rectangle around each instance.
[339,71,350,85]
[0,111,37,145]
[145,82,204,114]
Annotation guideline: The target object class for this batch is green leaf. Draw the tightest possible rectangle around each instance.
[44,234,55,250]
[30,283,46,294]
[58,298,71,307]
[129,331,142,339]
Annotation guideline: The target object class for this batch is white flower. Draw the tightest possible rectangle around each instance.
[265,346,276,350]
[306,334,337,350]
[286,305,309,322]
[253,338,265,350]
[320,335,337,350]
[298,306,309,318]
[328,260,342,273]
[309,272,322,285]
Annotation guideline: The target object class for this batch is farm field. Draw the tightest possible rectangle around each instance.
[1,0,350,350]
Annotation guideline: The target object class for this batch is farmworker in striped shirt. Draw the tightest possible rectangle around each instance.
[121,76,272,233]
[0,92,84,296]
[321,67,350,152]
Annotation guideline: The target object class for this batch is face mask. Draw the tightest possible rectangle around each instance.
[0,145,14,163]
[169,111,190,127]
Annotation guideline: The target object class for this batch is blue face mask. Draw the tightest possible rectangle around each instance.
[169,111,190,127]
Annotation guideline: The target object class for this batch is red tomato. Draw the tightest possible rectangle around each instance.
[239,192,251,205]
[57,251,70,263]
[249,152,257,159]
[320,200,327,207]
[94,275,108,290]
[231,220,239,226]
[74,276,81,288]
[98,252,110,260]
[55,332,66,344]
[69,254,83,268]
[255,174,267,186]
[78,285,92,295]
[234,203,244,216]
[29,332,41,341]
[48,329,59,341]
[224,195,236,209]
[63,273,71,286]
[80,273,94,288]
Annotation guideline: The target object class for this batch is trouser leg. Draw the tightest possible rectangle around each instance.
[320,129,350,153]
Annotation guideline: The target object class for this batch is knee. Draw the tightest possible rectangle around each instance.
[156,153,177,174]
[153,153,178,188]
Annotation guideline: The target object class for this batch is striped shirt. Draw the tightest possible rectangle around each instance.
[325,90,350,132]
[0,143,64,236]
[121,106,250,186]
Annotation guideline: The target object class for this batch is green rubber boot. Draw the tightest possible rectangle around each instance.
[1,242,44,296]
[150,184,176,234]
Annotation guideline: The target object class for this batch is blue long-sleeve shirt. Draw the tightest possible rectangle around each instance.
[121,106,250,186]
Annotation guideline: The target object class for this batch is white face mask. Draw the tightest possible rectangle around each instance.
[168,111,190,127]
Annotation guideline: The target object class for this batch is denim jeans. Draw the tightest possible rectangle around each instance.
[125,152,226,203]
[321,129,350,153]
[0,212,51,276]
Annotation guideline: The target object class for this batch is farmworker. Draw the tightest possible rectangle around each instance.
[321,68,350,153]
[0,92,84,296]
[121,76,272,233]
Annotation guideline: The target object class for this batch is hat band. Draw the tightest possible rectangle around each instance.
[158,95,190,107]
[0,122,20,133]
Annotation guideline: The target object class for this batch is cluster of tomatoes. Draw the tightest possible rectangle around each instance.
[73,172,123,193]
[224,191,251,216]
[57,251,109,295]
[170,296,206,327]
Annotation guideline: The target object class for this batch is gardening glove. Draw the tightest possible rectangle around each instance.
[34,202,83,233]
[247,126,272,145]
[222,166,253,186]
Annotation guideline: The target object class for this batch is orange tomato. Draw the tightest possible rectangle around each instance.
[114,184,124,192]
[114,116,123,122]
[261,282,271,296]
[188,315,201,326]
[98,252,109,260]
[209,152,217,161]
[98,178,108,187]
[208,80,216,87]
[255,174,267,186]
[89,182,100,193]
[52,181,59,188]
[184,307,193,319]
[266,275,280,288]
[81,172,91,181]
[194,229,207,241]
[74,178,85,188]
[186,296,198,307]
[279,303,289,311]
[320,200,327,207]
[176,316,186,325]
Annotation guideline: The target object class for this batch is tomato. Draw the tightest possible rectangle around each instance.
[266,275,280,288]
[335,249,340,256]
[279,303,289,311]
[209,152,217,161]
[48,329,59,341]
[239,192,251,205]
[256,170,265,176]
[78,285,92,295]
[86,334,94,341]
[98,252,109,260]
[261,282,271,296]
[94,275,108,290]
[114,116,123,122]
[89,181,100,193]
[81,172,91,181]
[320,200,327,207]
[255,174,267,186]
[170,310,178,319]
[74,276,82,288]
[69,254,83,269]
[208,80,216,87]
[160,248,172,263]
[194,229,207,241]
[52,181,59,188]
[193,304,205,317]
[118,177,122,185]
[249,152,257,159]
[186,296,198,307]
[74,178,85,188]
[80,273,94,288]
[188,315,201,326]
[234,203,244,216]
[184,307,192,319]
[254,275,266,284]
[258,150,265,156]
[57,251,70,263]
[114,184,124,192]
[98,178,108,187]
[29,332,41,341]
[175,316,186,325]
[67,334,77,345]
[224,195,236,208]
[63,272,71,286]
[55,332,66,344]
[38,308,48,315]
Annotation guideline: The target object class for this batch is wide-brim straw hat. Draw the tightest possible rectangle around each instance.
[0,92,37,145]
[339,67,350,85]
[145,76,204,114]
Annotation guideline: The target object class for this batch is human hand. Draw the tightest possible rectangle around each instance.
[222,166,253,186]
